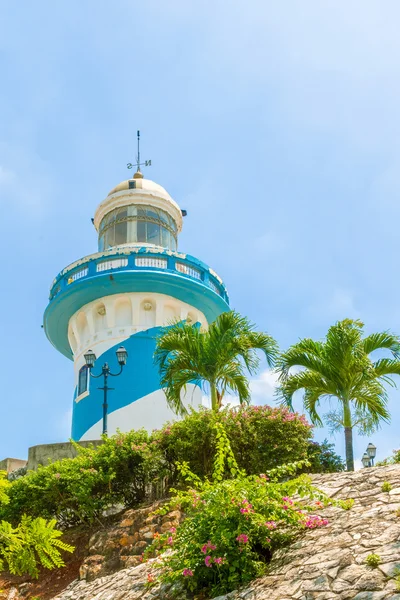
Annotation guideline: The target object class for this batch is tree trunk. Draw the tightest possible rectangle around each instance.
[344,426,354,471]
[210,383,219,412]
[343,398,354,471]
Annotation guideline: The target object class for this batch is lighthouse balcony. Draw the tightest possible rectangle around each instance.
[44,247,230,358]
[49,247,228,303]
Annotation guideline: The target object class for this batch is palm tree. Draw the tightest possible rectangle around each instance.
[276,319,400,471]
[154,311,278,415]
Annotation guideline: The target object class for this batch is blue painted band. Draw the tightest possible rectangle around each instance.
[44,268,229,359]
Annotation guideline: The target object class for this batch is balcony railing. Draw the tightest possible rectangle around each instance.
[49,248,229,304]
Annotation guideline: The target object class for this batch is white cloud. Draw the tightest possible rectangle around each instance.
[201,369,278,409]
[250,369,279,406]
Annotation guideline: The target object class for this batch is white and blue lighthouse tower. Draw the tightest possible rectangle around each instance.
[44,153,230,440]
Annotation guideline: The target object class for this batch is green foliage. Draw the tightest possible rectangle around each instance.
[154,311,278,414]
[376,448,400,466]
[154,405,313,484]
[365,553,381,568]
[2,430,163,528]
[0,473,73,578]
[338,498,355,510]
[0,516,74,577]
[381,481,392,493]
[276,319,400,471]
[146,424,334,597]
[305,440,346,473]
[2,407,344,534]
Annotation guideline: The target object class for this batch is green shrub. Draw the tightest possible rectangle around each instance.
[1,430,163,528]
[377,448,400,466]
[382,481,392,493]
[154,405,313,484]
[306,440,346,473]
[146,423,334,597]
[366,553,381,568]
[0,473,73,577]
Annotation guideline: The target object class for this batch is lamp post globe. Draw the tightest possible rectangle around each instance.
[116,346,128,366]
[366,443,377,466]
[361,453,371,468]
[84,349,97,369]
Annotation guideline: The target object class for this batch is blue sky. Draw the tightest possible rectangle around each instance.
[1,1,400,466]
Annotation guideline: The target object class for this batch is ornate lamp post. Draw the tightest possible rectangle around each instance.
[361,443,377,468]
[84,346,128,436]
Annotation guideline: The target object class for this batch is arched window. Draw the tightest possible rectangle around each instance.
[98,205,177,251]
[78,365,89,396]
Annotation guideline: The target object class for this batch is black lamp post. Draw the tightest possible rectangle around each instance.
[84,346,128,436]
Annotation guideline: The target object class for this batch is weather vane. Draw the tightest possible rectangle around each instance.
[127,130,152,173]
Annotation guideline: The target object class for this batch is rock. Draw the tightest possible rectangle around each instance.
[48,464,400,600]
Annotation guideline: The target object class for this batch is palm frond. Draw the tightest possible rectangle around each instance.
[363,331,400,359]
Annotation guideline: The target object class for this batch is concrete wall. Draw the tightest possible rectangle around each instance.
[0,458,27,473]
[26,440,103,471]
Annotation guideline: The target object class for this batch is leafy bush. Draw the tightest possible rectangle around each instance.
[146,423,335,597]
[154,405,313,484]
[2,407,343,530]
[366,553,381,568]
[2,430,163,528]
[0,472,73,577]
[377,448,400,466]
[382,481,392,493]
[306,440,346,473]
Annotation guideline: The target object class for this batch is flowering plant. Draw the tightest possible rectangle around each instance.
[146,423,337,596]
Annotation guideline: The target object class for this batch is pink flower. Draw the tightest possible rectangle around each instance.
[167,536,173,545]
[282,497,294,505]
[183,568,193,577]
[236,534,249,544]
[265,521,277,530]
[214,557,224,565]
[201,541,217,554]
[304,515,329,529]
[54,473,61,479]
[205,555,213,567]
[170,527,176,533]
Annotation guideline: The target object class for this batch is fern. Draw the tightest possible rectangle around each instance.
[0,472,74,577]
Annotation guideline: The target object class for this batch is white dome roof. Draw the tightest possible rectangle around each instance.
[94,174,183,232]
[107,177,173,202]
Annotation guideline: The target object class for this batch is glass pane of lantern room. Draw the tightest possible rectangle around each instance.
[114,221,127,245]
[104,226,115,249]
[137,221,146,242]
[147,222,160,245]
[161,227,169,248]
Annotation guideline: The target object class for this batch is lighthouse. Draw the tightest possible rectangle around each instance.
[43,147,230,440]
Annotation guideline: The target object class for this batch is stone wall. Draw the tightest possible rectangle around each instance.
[26,440,102,471]
[79,502,183,582]
[9,464,400,600]
[0,458,27,474]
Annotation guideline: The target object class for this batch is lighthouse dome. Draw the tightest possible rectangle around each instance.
[94,174,183,253]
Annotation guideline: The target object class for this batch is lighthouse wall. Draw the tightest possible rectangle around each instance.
[70,292,207,439]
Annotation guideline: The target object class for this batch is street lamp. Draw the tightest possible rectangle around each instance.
[361,442,377,468]
[366,443,377,466]
[84,346,128,436]
[361,453,371,468]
